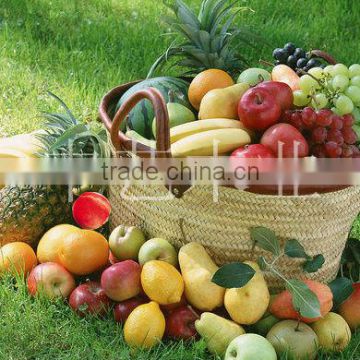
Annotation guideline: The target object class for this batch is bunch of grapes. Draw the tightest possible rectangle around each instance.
[294,64,360,118]
[284,107,359,158]
[272,43,326,72]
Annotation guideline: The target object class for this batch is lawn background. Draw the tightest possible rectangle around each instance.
[0,0,359,359]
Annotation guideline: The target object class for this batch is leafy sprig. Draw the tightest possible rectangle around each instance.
[212,226,325,319]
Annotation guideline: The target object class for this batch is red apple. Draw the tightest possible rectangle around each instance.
[339,282,360,331]
[27,262,76,299]
[113,297,146,323]
[161,293,188,315]
[100,260,141,302]
[165,306,199,340]
[260,123,309,158]
[109,251,120,265]
[238,87,282,131]
[72,192,111,230]
[69,281,111,317]
[230,144,276,173]
[257,81,293,111]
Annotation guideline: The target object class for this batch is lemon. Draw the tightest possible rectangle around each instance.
[141,260,184,305]
[124,301,165,349]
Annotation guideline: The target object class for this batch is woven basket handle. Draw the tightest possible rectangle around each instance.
[109,87,171,158]
[309,50,337,65]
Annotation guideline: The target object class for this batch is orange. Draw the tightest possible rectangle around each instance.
[0,242,37,275]
[37,224,78,263]
[188,69,234,110]
[58,228,109,276]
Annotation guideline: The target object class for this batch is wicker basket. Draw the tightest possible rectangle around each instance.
[99,82,360,291]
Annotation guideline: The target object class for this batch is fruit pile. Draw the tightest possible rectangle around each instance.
[122,59,360,160]
[1,191,359,360]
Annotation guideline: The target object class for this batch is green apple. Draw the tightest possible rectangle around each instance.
[138,238,178,267]
[195,312,245,356]
[267,320,318,360]
[311,312,351,352]
[152,102,195,138]
[225,334,277,360]
[237,68,271,86]
[108,225,145,261]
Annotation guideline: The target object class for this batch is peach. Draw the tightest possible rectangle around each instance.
[270,280,333,323]
[339,283,360,331]
[72,192,111,230]
[271,64,300,91]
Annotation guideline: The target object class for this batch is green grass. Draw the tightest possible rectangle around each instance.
[0,0,360,358]
[1,0,360,136]
[1,273,359,360]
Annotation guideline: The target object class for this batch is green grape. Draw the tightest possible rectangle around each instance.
[299,75,320,94]
[352,107,360,123]
[293,90,310,107]
[349,64,360,78]
[332,63,349,77]
[311,93,328,109]
[323,65,334,76]
[331,107,341,115]
[351,76,360,87]
[332,74,349,91]
[345,85,360,104]
[335,95,354,115]
[308,67,324,79]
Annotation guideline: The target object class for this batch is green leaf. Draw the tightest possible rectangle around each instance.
[250,227,281,256]
[285,239,310,259]
[286,279,321,319]
[257,256,267,271]
[303,254,325,273]
[212,262,256,288]
[328,277,354,309]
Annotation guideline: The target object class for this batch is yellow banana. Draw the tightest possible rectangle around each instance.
[171,128,251,157]
[0,132,43,156]
[170,118,251,144]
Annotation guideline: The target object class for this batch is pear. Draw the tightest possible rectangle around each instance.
[310,312,351,352]
[224,261,270,325]
[198,83,249,120]
[195,312,245,356]
[152,102,195,138]
[178,242,225,311]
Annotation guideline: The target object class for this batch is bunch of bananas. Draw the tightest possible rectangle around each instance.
[170,119,252,157]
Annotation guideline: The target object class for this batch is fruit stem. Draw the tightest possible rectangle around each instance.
[187,305,200,320]
[295,319,301,332]
[259,59,274,67]
[297,69,322,86]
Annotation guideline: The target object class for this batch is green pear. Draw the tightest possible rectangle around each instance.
[198,83,249,119]
[195,312,245,356]
[311,312,351,352]
[152,102,195,138]
[178,242,225,311]
[252,314,280,337]
[224,261,270,325]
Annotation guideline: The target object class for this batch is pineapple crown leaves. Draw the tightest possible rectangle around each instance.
[36,92,111,158]
[147,0,260,78]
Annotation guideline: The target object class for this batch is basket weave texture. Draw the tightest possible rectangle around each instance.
[110,184,360,291]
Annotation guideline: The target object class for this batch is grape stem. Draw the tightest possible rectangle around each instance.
[259,59,274,67]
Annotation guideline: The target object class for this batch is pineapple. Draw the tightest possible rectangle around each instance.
[148,0,258,78]
[0,93,110,247]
